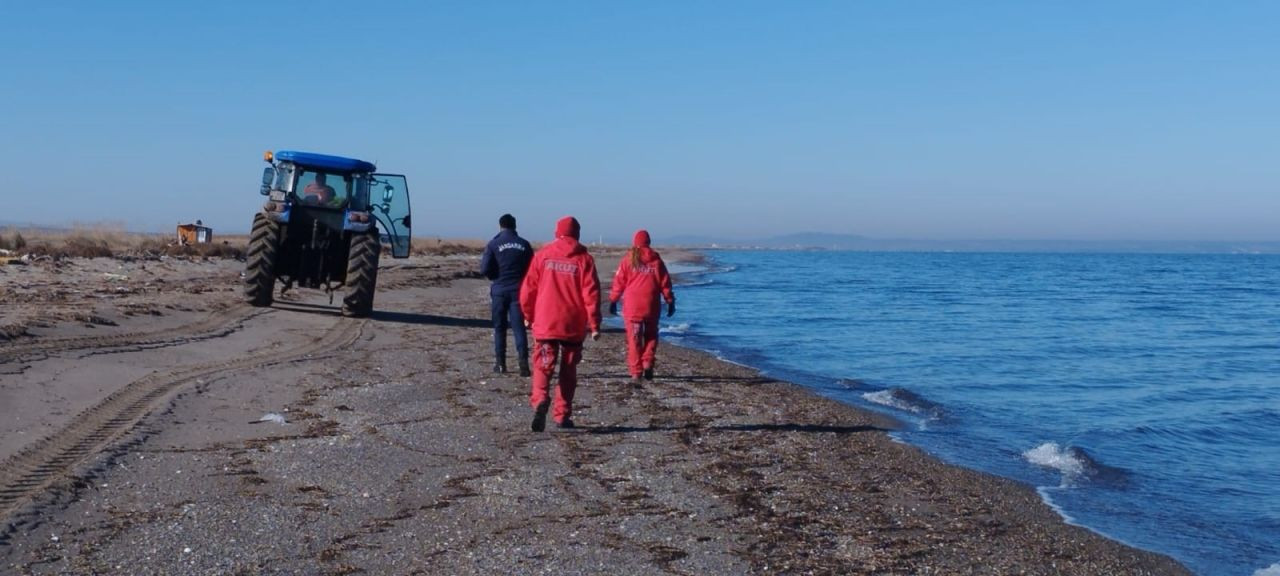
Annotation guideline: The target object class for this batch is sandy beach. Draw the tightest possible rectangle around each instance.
[0,248,1191,575]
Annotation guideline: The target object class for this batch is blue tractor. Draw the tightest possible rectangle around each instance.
[245,150,412,316]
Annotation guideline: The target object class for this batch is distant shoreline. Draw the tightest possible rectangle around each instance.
[4,223,1279,254]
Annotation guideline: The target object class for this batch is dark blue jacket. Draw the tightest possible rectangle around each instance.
[481,228,533,295]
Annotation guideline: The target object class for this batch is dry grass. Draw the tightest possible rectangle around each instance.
[0,230,27,252]
[3,226,247,260]
[0,227,655,263]
[407,237,634,258]
[411,237,487,257]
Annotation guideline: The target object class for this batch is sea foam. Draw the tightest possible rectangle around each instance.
[1023,442,1130,488]
[661,322,692,335]
[1254,563,1280,576]
[1023,442,1087,478]
[861,388,944,418]
[1024,442,1136,488]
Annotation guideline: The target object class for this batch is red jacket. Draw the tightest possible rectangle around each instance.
[609,230,675,321]
[520,222,601,342]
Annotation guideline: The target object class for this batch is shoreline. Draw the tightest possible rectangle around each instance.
[1,253,1191,574]
[623,249,1197,573]
[634,339,1191,574]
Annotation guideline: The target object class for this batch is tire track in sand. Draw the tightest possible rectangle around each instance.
[0,316,368,524]
[0,305,267,369]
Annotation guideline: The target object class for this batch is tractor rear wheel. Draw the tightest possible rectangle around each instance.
[244,213,279,307]
[342,230,380,317]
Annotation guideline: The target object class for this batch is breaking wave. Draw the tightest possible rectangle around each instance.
[1023,442,1129,488]
[1254,562,1280,576]
[861,388,944,419]
[836,378,868,389]
[661,322,692,335]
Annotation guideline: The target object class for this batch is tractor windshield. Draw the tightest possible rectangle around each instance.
[295,169,352,208]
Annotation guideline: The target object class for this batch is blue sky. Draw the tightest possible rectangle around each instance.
[2,1,1277,242]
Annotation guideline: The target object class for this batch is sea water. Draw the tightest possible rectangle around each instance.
[661,251,1280,576]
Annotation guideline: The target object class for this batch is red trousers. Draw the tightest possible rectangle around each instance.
[626,318,660,377]
[530,340,583,423]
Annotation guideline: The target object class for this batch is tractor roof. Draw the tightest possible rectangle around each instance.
[275,150,377,174]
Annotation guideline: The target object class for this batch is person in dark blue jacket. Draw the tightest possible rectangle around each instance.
[480,213,534,376]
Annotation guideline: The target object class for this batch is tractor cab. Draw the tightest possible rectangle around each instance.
[259,150,412,258]
[246,150,413,316]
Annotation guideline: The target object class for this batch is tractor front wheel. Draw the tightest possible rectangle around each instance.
[342,230,380,317]
[244,212,279,307]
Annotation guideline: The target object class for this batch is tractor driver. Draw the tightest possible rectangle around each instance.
[302,173,337,205]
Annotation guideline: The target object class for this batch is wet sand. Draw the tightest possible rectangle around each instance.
[0,251,1190,574]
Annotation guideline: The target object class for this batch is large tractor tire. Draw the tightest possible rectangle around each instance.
[342,230,380,317]
[244,213,280,307]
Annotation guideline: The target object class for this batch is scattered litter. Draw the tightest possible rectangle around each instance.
[50,535,59,542]
[103,272,128,281]
[254,413,288,425]
[183,547,192,554]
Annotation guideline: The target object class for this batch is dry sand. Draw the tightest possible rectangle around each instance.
[0,249,1191,575]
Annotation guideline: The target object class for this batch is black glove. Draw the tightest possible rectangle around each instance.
[608,301,618,316]
[666,301,676,317]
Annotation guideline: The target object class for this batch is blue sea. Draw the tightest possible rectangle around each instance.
[661,251,1280,576]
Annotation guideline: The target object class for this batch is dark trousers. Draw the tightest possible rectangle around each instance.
[491,290,528,366]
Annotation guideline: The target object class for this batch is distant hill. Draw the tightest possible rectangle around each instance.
[664,232,864,249]
[662,232,1280,254]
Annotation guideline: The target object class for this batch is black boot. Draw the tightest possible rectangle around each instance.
[518,357,531,378]
[493,361,507,374]
[531,401,549,432]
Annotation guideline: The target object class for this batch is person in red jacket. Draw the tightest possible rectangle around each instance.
[519,216,601,431]
[608,229,676,382]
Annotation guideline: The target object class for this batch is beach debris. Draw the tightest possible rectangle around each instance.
[255,413,288,425]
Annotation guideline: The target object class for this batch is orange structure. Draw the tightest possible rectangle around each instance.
[177,221,213,245]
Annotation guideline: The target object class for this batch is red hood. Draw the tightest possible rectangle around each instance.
[631,230,658,263]
[555,216,581,240]
[544,236,587,257]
